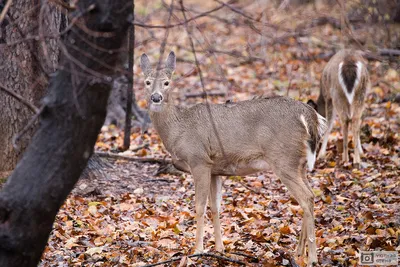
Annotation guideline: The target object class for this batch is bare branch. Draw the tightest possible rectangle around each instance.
[95,151,169,165]
[132,2,227,29]
[214,0,290,32]
[0,4,95,49]
[0,0,12,25]
[179,0,227,158]
[12,106,45,149]
[0,84,39,113]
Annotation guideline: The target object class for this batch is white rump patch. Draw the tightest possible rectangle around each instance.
[338,61,363,106]
[306,143,316,171]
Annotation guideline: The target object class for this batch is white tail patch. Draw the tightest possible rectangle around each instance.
[299,115,315,170]
[338,61,363,106]
[301,113,326,171]
[306,144,316,171]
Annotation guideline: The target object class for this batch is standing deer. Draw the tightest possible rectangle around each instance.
[308,49,370,165]
[140,51,326,266]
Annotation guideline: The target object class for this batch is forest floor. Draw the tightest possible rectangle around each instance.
[40,1,399,267]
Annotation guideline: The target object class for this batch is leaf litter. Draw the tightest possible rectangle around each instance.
[40,1,399,266]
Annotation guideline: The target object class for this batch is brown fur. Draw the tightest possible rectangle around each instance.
[140,52,327,266]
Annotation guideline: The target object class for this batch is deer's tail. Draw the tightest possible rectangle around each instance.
[338,56,363,104]
[301,111,327,171]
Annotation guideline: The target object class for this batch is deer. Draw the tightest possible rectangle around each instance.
[307,49,370,165]
[140,51,327,266]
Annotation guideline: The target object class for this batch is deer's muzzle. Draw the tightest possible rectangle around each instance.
[150,93,163,103]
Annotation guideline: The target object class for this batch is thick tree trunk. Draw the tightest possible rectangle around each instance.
[0,0,131,266]
[0,0,61,172]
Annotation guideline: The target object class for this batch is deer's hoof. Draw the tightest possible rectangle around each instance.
[353,162,361,170]
[194,248,204,254]
[215,244,225,253]
[307,256,318,267]
[296,245,305,257]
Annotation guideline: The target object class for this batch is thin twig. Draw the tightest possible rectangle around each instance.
[12,105,45,148]
[64,41,128,75]
[0,84,39,113]
[230,251,259,262]
[150,0,174,99]
[185,91,226,99]
[1,4,95,49]
[5,5,50,77]
[378,48,400,57]
[142,253,246,267]
[59,41,109,80]
[179,0,227,159]
[0,0,12,25]
[214,0,290,32]
[131,143,149,152]
[286,64,293,97]
[95,151,170,164]
[132,2,226,29]
[182,9,244,96]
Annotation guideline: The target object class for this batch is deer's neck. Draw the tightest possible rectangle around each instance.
[149,101,182,144]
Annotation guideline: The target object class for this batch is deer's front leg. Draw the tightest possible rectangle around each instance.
[209,175,224,252]
[192,165,212,253]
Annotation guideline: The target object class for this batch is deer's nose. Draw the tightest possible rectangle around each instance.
[151,93,163,103]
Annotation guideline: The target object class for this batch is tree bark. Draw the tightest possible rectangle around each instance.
[0,0,131,266]
[0,0,62,172]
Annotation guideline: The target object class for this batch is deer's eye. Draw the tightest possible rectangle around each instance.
[146,81,151,85]
[164,81,169,86]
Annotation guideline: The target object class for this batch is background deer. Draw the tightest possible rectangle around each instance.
[140,51,326,266]
[308,49,370,165]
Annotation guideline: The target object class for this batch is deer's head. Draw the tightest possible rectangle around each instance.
[140,51,176,112]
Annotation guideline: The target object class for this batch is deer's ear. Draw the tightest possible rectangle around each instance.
[140,54,151,76]
[165,51,176,74]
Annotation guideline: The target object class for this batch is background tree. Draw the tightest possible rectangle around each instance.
[0,0,131,265]
[0,0,62,174]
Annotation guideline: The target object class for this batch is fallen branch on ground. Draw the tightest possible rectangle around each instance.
[378,48,400,57]
[141,252,246,267]
[131,143,150,152]
[95,151,170,164]
[230,251,259,263]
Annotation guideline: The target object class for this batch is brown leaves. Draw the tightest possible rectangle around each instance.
[38,1,400,266]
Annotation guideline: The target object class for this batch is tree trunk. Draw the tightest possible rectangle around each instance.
[0,0,131,266]
[0,0,61,172]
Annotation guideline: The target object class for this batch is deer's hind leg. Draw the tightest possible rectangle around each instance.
[275,163,317,266]
[352,111,364,165]
[337,111,350,163]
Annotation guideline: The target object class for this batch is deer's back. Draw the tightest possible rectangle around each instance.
[170,96,316,175]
